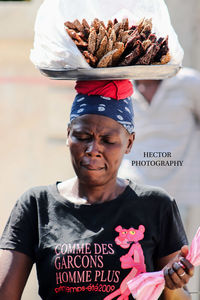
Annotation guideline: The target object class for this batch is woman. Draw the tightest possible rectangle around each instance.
[0,81,194,300]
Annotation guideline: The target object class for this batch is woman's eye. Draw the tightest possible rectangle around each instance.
[76,136,90,141]
[104,140,115,144]
[74,134,91,142]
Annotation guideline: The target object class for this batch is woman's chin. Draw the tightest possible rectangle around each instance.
[79,171,109,186]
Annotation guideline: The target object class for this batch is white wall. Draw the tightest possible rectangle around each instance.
[0,0,41,39]
[165,0,200,70]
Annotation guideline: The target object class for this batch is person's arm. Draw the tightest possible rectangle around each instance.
[158,246,194,300]
[0,249,33,300]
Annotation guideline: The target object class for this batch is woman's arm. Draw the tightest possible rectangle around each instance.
[158,246,194,300]
[160,286,190,300]
[0,249,33,300]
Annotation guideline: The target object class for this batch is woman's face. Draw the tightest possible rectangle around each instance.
[67,114,134,187]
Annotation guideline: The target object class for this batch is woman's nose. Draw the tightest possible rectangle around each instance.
[85,141,101,157]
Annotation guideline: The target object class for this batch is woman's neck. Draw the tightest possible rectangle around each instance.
[58,177,128,204]
[136,80,162,104]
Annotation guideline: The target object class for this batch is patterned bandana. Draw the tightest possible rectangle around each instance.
[70,94,134,134]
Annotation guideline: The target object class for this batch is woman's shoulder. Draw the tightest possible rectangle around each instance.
[126,182,182,222]
[128,180,174,206]
[16,183,58,207]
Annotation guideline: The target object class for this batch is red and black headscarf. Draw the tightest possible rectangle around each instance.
[70,80,135,134]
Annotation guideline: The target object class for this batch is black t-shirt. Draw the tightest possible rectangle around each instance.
[0,181,187,300]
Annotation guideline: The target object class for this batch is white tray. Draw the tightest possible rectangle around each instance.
[39,64,181,80]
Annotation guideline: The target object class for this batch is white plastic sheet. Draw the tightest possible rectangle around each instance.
[30,0,184,69]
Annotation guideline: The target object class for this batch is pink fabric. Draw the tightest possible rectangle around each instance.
[127,271,165,300]
[128,226,200,300]
[186,227,200,266]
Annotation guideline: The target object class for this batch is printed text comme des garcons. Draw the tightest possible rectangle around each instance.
[54,243,120,285]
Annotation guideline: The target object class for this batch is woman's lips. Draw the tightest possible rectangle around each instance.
[82,165,105,171]
[80,162,105,171]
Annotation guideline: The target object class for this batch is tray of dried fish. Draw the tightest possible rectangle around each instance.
[39,17,181,80]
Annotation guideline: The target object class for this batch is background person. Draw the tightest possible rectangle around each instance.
[118,68,200,298]
[0,81,194,299]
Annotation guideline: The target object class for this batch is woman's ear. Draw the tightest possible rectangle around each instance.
[66,126,70,147]
[125,132,135,154]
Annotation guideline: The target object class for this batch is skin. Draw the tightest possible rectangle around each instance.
[136,79,162,104]
[0,114,194,299]
[159,246,194,300]
[0,250,33,300]
[66,114,135,203]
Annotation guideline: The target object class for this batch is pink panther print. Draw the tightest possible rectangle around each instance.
[104,225,146,300]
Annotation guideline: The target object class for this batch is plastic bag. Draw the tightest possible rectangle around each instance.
[30,0,184,69]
